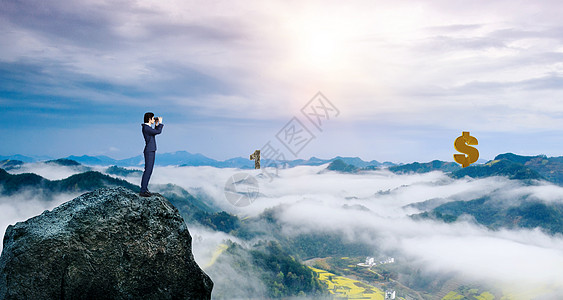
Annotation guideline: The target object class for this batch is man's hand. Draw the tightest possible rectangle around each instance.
[158,117,163,124]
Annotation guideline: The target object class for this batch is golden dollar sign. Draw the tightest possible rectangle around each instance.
[453,131,479,168]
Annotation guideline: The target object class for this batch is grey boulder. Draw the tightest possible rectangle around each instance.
[0,187,213,299]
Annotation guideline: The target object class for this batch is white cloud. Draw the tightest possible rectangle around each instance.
[3,163,563,297]
[181,164,563,296]
[7,162,85,180]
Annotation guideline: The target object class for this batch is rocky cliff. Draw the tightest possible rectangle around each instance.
[0,187,213,299]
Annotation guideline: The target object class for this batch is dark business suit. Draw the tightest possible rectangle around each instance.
[140,123,163,193]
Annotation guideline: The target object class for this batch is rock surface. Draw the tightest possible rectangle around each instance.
[0,187,213,299]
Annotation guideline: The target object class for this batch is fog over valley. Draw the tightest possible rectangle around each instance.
[2,162,563,298]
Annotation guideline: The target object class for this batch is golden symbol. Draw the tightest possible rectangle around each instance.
[250,150,260,169]
[454,131,479,168]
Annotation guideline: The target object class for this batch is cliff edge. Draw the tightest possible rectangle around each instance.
[0,187,213,299]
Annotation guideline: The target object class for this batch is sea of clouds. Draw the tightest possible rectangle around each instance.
[2,163,563,298]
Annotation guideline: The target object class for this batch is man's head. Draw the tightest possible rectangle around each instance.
[144,112,154,124]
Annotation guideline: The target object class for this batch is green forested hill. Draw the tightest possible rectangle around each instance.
[105,165,143,176]
[415,196,563,235]
[450,153,563,185]
[45,158,83,166]
[232,206,374,260]
[450,159,543,181]
[494,153,563,184]
[326,159,360,173]
[0,168,137,195]
[389,160,461,174]
[207,240,328,299]
[0,159,24,170]
[381,153,562,186]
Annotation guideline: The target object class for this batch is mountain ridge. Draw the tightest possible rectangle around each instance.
[3,152,562,186]
[1,151,394,168]
[0,187,213,299]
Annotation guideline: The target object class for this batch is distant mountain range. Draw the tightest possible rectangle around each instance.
[3,152,562,186]
[324,153,562,186]
[0,151,394,169]
[0,154,53,163]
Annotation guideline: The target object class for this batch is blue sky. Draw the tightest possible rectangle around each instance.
[1,0,562,163]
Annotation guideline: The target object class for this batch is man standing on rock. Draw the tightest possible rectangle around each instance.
[140,112,163,197]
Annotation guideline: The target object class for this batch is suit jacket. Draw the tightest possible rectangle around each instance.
[142,123,163,152]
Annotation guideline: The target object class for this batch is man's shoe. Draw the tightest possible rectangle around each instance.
[139,191,151,197]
